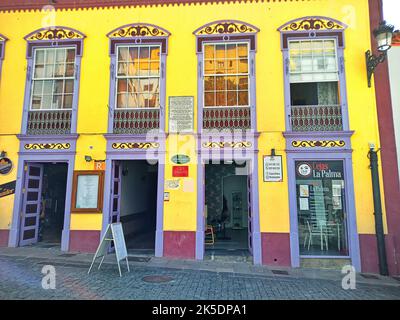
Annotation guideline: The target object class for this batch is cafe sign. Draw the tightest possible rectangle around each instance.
[0,158,13,175]
[171,155,190,165]
[0,181,16,198]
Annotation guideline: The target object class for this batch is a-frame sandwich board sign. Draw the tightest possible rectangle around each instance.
[88,223,130,277]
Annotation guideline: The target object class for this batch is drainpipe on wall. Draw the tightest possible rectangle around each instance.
[368,147,389,276]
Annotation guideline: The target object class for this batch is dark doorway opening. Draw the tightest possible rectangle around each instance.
[204,161,251,259]
[119,160,158,254]
[39,163,68,244]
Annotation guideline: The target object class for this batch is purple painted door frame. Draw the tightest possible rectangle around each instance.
[101,150,165,258]
[196,146,262,264]
[286,151,361,271]
[19,163,43,246]
[9,154,75,252]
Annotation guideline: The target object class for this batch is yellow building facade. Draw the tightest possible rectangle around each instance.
[0,0,392,273]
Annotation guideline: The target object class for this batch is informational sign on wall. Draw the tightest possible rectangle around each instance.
[172,166,189,177]
[169,96,194,133]
[263,156,283,182]
[0,180,16,198]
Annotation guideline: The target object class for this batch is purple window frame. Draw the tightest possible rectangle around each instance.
[0,34,8,81]
[279,17,350,132]
[20,27,86,135]
[194,20,259,133]
[107,24,170,133]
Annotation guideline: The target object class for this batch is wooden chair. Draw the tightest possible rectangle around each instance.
[205,225,215,245]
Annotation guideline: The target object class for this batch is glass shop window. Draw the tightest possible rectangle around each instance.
[289,39,340,106]
[295,160,349,256]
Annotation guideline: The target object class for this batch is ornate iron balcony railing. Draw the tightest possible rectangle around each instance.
[113,108,160,134]
[27,110,72,135]
[203,106,251,132]
[290,105,343,132]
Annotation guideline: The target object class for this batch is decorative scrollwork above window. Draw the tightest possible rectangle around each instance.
[107,23,171,38]
[292,140,346,148]
[194,20,259,36]
[24,26,86,41]
[278,17,346,32]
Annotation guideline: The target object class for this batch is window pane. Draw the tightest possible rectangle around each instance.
[215,45,225,59]
[137,93,146,107]
[227,91,237,106]
[238,59,248,74]
[34,65,45,78]
[215,60,225,74]
[226,44,236,59]
[148,93,159,108]
[33,81,43,95]
[54,63,66,77]
[150,47,160,60]
[238,91,248,106]
[63,94,73,109]
[237,43,248,58]
[128,62,139,76]
[238,76,248,90]
[52,95,63,109]
[129,47,139,62]
[204,92,215,107]
[35,50,45,64]
[127,93,137,108]
[138,61,149,76]
[45,64,54,78]
[117,93,127,108]
[139,79,149,93]
[117,79,127,93]
[226,59,238,74]
[149,61,160,76]
[66,49,75,63]
[216,76,225,91]
[204,60,215,75]
[296,161,349,257]
[139,47,150,59]
[54,80,63,94]
[46,49,55,64]
[226,76,237,90]
[64,80,74,94]
[128,79,139,93]
[118,47,129,62]
[216,91,226,106]
[32,96,42,109]
[65,63,75,77]
[43,81,53,95]
[42,95,52,109]
[117,63,127,76]
[56,49,66,63]
[204,45,215,59]
[204,76,215,91]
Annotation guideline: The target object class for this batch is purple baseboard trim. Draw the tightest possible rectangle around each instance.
[163,231,195,259]
[261,232,291,267]
[69,230,100,253]
[0,230,9,247]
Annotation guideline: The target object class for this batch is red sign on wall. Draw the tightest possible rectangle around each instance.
[172,166,189,177]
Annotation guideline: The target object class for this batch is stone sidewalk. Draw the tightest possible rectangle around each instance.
[0,244,399,291]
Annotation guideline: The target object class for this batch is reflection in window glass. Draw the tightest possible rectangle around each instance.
[116,45,160,109]
[203,42,249,108]
[289,39,340,107]
[30,47,76,110]
[295,161,349,256]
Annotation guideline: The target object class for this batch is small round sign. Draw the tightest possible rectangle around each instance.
[0,158,13,175]
[171,154,190,165]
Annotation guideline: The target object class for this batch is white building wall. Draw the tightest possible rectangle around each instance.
[388,46,400,183]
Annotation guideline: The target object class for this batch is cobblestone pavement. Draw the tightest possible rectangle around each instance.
[1,255,400,300]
